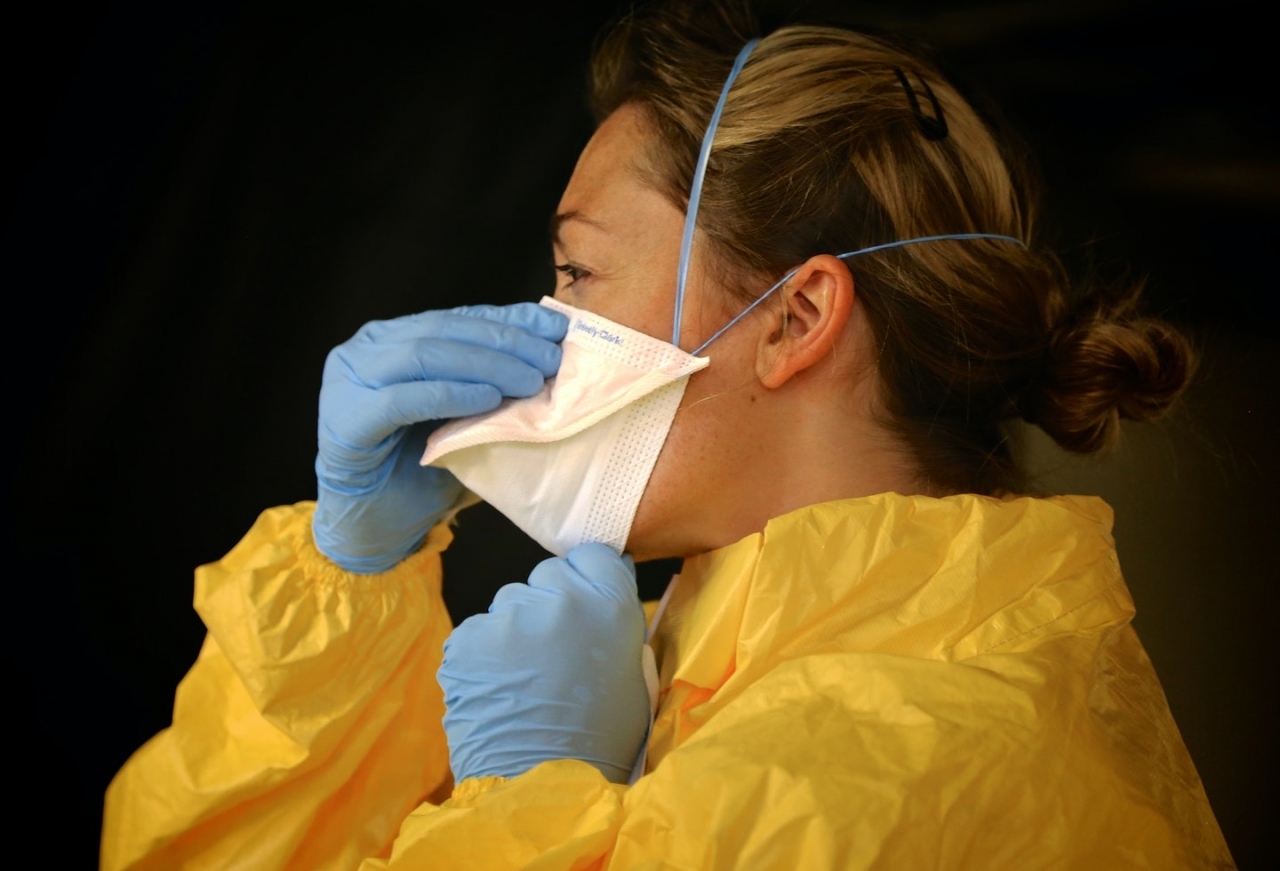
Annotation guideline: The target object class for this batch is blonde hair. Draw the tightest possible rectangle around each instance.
[591,0,1193,494]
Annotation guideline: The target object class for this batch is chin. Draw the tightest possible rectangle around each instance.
[626,508,724,563]
[627,466,716,561]
[623,530,675,564]
[625,513,688,563]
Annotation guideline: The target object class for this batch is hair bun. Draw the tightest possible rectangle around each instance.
[1025,299,1195,454]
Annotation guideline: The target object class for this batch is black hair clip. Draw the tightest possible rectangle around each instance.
[893,67,948,142]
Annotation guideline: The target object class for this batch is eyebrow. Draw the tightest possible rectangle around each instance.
[550,210,609,246]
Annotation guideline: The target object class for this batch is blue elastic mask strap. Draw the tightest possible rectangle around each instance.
[690,233,1028,356]
[673,38,761,348]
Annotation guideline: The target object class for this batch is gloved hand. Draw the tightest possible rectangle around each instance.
[438,543,651,784]
[313,303,568,573]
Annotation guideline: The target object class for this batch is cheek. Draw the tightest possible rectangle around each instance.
[565,237,684,340]
[626,396,708,557]
[620,269,684,342]
[627,336,765,554]
[562,271,675,343]
[667,357,765,472]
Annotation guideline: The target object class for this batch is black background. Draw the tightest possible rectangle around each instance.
[5,0,1275,866]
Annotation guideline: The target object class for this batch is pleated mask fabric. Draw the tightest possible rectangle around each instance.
[421,297,708,556]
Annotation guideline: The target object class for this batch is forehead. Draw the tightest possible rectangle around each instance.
[556,104,673,230]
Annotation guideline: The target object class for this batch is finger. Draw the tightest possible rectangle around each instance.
[373,311,563,368]
[365,303,565,341]
[525,544,637,603]
[525,554,583,596]
[565,542,639,605]
[369,319,562,379]
[354,338,551,397]
[488,581,542,613]
[448,303,570,343]
[441,615,484,663]
[366,309,566,375]
[368,381,502,434]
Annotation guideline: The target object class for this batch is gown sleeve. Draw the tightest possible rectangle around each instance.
[101,502,458,871]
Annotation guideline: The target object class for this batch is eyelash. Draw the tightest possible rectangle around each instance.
[554,262,590,285]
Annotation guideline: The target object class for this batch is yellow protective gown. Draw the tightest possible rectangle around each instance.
[102,494,1233,869]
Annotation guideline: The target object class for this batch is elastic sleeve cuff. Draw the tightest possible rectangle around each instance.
[194,501,456,729]
[444,776,509,806]
[305,508,457,583]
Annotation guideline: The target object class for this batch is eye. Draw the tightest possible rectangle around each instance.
[554,262,591,286]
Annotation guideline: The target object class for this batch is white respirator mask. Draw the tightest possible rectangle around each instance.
[422,298,708,555]
[421,37,1024,557]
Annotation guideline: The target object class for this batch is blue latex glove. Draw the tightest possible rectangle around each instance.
[313,303,568,573]
[438,543,651,784]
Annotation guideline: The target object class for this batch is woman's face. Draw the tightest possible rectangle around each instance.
[550,103,726,348]
[551,104,776,560]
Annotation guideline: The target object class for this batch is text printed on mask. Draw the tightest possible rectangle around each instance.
[573,320,624,346]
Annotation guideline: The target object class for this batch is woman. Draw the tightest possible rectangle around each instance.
[101,2,1232,868]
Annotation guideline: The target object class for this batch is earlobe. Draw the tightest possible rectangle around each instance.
[757,255,855,388]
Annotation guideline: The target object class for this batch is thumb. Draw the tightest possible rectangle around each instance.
[564,542,638,605]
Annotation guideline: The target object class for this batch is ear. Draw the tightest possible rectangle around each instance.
[756,254,855,388]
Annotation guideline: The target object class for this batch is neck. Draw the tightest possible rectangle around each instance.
[715,375,929,544]
[631,363,930,562]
